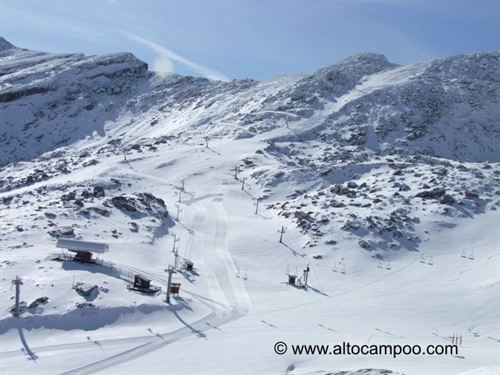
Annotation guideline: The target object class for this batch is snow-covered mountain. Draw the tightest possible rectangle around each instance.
[0,38,498,375]
[2,38,498,166]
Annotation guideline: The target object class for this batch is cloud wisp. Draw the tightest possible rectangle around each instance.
[122,32,229,82]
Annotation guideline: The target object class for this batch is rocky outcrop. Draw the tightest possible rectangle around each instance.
[109,193,169,219]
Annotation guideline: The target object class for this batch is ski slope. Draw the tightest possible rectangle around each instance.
[1,135,498,375]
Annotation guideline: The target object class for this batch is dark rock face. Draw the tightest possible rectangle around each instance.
[0,46,150,166]
[415,189,446,199]
[293,210,314,230]
[110,196,138,213]
[330,184,357,198]
[79,207,110,217]
[109,192,169,219]
[93,186,105,198]
[28,296,49,309]
[440,194,456,205]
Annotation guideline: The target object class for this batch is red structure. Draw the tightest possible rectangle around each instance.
[73,251,93,263]
[170,283,181,295]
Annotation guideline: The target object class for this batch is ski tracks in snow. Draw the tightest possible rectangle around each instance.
[60,196,250,374]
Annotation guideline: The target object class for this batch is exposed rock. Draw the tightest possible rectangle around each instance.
[82,159,99,167]
[465,191,479,199]
[48,226,75,238]
[74,282,99,298]
[93,186,105,198]
[61,191,76,202]
[28,296,49,309]
[358,239,371,249]
[440,194,456,205]
[398,183,411,192]
[415,189,446,199]
[331,200,346,208]
[76,302,95,308]
[109,192,169,219]
[79,206,110,217]
[330,184,357,198]
[110,195,137,213]
[341,220,361,231]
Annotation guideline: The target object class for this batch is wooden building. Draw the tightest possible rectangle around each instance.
[127,274,161,294]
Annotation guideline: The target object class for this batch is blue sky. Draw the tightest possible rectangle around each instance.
[0,0,499,80]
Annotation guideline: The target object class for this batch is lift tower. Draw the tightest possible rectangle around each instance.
[12,276,23,316]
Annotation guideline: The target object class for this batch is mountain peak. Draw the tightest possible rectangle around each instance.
[0,37,17,51]
[339,52,392,65]
[311,52,398,82]
[328,52,398,73]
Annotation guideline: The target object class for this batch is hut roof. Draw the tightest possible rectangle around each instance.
[56,238,109,253]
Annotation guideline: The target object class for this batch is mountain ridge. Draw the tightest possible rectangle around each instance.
[0,38,498,167]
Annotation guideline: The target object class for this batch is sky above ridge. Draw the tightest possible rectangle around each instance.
[0,0,499,81]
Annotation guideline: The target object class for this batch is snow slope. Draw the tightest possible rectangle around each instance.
[0,38,499,375]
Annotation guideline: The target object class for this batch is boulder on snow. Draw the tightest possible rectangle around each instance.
[74,283,99,298]
[440,194,456,205]
[76,302,95,309]
[48,226,75,238]
[79,206,110,218]
[358,239,371,249]
[415,188,446,199]
[61,191,76,202]
[398,183,411,192]
[330,184,357,198]
[44,212,57,219]
[93,186,105,198]
[28,296,49,309]
[330,200,346,208]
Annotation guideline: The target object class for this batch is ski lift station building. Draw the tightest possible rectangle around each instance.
[56,238,109,263]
